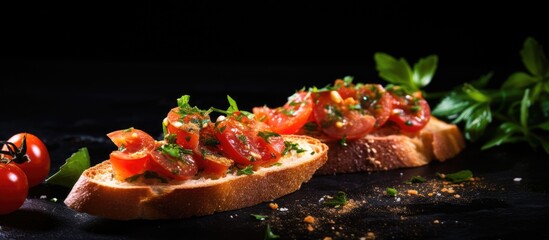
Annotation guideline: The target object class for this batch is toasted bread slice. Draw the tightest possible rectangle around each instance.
[64,135,328,220]
[315,116,465,175]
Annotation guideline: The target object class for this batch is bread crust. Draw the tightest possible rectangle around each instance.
[64,135,328,220]
[315,116,465,175]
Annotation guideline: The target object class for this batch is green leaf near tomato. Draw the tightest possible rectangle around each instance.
[45,147,91,188]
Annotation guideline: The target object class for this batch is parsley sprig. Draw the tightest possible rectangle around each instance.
[374,52,438,94]
[211,95,254,118]
[430,37,549,154]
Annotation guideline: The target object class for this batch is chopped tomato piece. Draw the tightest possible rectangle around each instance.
[387,87,431,132]
[356,84,393,129]
[165,107,208,150]
[194,123,233,178]
[148,147,198,181]
[214,113,283,168]
[253,91,313,134]
[312,91,376,140]
[107,128,156,180]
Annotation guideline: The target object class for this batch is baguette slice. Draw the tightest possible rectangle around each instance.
[315,116,465,175]
[64,135,328,220]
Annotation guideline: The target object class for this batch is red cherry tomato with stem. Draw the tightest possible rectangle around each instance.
[5,133,50,187]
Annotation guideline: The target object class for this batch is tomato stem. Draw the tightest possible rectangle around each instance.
[0,135,29,164]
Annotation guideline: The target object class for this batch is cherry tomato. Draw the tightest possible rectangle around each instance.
[107,128,156,180]
[6,133,50,187]
[165,107,207,150]
[388,89,431,132]
[215,113,284,168]
[333,79,357,99]
[312,91,376,140]
[193,123,233,178]
[356,84,393,129]
[253,91,314,134]
[0,163,28,214]
[148,148,198,181]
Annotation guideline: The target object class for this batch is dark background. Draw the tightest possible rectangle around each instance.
[1,2,549,239]
[1,1,548,137]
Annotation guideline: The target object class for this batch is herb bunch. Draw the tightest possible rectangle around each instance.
[432,37,549,154]
[430,37,549,154]
[373,37,549,155]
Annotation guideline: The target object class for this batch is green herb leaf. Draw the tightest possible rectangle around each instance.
[502,71,538,90]
[431,93,471,117]
[237,165,254,176]
[520,89,531,128]
[282,141,306,156]
[264,224,280,240]
[251,214,268,220]
[45,147,91,188]
[258,131,281,143]
[322,191,348,208]
[439,170,473,183]
[481,122,523,150]
[227,95,239,113]
[386,187,397,197]
[521,37,549,77]
[212,95,254,118]
[412,55,438,88]
[403,175,426,184]
[374,52,413,87]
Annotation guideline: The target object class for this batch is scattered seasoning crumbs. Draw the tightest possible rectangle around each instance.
[323,237,333,240]
[251,214,268,220]
[269,202,279,210]
[365,231,376,240]
[404,175,426,184]
[307,224,314,232]
[50,197,58,202]
[514,177,522,182]
[304,215,315,224]
[322,191,348,208]
[40,195,47,199]
[437,170,473,183]
[407,189,418,195]
[433,219,440,224]
[279,207,288,212]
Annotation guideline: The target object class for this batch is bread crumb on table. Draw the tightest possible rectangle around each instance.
[269,202,279,210]
[304,215,315,224]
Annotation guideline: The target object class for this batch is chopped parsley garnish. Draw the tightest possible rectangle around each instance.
[404,175,427,184]
[280,108,295,116]
[437,170,473,183]
[251,214,268,220]
[165,133,177,144]
[386,187,398,196]
[123,127,134,133]
[322,191,348,208]
[282,141,306,156]
[302,122,319,133]
[159,143,193,161]
[339,134,348,146]
[237,134,248,144]
[204,137,220,146]
[237,165,254,176]
[118,144,126,151]
[177,95,212,117]
[211,95,254,118]
[258,131,281,143]
[264,224,280,240]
